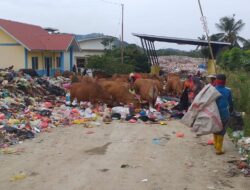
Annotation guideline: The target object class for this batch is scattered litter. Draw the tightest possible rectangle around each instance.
[99,169,109,172]
[121,164,130,168]
[152,138,161,145]
[141,179,148,182]
[225,168,240,178]
[207,139,214,145]
[159,121,167,125]
[0,147,25,155]
[176,132,184,138]
[10,172,27,181]
[86,131,95,135]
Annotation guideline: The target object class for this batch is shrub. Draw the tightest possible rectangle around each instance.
[223,70,250,136]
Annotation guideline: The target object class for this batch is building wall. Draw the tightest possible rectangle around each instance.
[0,28,25,70]
[27,51,61,76]
[79,39,107,50]
[0,28,18,43]
[64,51,71,71]
[27,51,61,69]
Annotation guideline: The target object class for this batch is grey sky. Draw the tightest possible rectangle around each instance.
[0,0,249,50]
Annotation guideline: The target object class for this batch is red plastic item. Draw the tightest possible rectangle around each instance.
[129,119,137,123]
[207,139,214,145]
[86,131,95,134]
[176,132,184,138]
[41,122,49,129]
[0,114,5,120]
[44,102,53,108]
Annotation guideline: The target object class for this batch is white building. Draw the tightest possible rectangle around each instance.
[73,37,114,68]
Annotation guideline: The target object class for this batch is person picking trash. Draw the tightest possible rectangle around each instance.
[214,74,234,155]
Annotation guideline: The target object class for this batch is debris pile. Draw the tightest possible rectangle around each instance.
[159,56,207,75]
[229,131,250,177]
[0,69,72,148]
[0,68,183,148]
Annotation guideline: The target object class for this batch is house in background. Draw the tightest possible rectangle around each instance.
[73,34,116,68]
[0,19,79,76]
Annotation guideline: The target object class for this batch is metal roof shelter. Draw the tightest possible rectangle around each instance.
[133,33,230,66]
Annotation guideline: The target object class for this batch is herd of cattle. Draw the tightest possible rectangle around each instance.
[68,73,184,108]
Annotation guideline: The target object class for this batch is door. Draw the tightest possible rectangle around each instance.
[44,57,52,76]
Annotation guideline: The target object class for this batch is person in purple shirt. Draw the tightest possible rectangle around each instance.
[214,74,233,155]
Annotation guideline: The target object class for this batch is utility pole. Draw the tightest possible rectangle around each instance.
[121,3,124,64]
[197,0,216,72]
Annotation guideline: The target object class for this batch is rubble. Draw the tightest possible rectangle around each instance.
[159,56,207,75]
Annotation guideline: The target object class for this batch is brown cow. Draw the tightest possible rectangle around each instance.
[134,78,158,108]
[69,81,113,105]
[165,73,183,97]
[98,80,140,108]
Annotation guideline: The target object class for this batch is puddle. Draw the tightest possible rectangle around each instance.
[85,142,112,155]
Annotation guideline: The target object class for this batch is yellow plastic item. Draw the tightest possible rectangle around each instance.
[8,119,20,125]
[207,59,216,74]
[160,121,167,125]
[73,119,87,124]
[150,65,160,76]
[10,172,27,181]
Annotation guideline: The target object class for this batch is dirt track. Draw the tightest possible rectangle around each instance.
[0,120,249,190]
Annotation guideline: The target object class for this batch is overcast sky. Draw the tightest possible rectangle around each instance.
[0,0,249,50]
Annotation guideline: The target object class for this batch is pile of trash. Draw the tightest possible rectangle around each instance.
[159,56,207,75]
[0,69,72,148]
[238,137,250,176]
[0,68,185,149]
[230,131,250,177]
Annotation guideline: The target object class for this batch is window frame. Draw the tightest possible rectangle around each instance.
[31,57,39,70]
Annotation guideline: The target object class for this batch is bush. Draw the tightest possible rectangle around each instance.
[86,45,150,74]
[218,48,250,70]
[222,70,250,136]
[86,55,136,75]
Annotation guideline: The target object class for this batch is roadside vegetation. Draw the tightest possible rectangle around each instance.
[86,44,150,75]
[221,70,250,136]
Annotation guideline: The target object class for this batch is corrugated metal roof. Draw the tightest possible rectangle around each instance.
[133,33,231,47]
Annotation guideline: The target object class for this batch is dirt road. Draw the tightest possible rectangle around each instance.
[0,120,249,190]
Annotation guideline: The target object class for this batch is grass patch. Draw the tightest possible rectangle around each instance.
[220,70,250,136]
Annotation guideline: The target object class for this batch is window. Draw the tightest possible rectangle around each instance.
[56,57,61,68]
[32,57,38,70]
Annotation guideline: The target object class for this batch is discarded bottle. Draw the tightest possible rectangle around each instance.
[65,92,71,106]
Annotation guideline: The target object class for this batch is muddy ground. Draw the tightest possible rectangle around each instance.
[0,120,249,190]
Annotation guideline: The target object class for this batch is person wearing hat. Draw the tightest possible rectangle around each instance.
[214,74,233,155]
[207,74,216,86]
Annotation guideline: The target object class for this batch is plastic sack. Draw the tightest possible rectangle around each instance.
[181,84,223,135]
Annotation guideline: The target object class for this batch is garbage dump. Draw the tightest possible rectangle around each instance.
[0,69,184,149]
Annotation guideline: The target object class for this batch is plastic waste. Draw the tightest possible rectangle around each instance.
[10,172,27,181]
[176,132,184,138]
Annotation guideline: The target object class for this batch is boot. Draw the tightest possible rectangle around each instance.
[216,135,224,155]
[213,134,218,149]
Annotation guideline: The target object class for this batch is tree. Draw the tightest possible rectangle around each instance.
[86,45,150,74]
[243,39,250,50]
[214,15,247,47]
[196,34,220,58]
[101,37,115,50]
